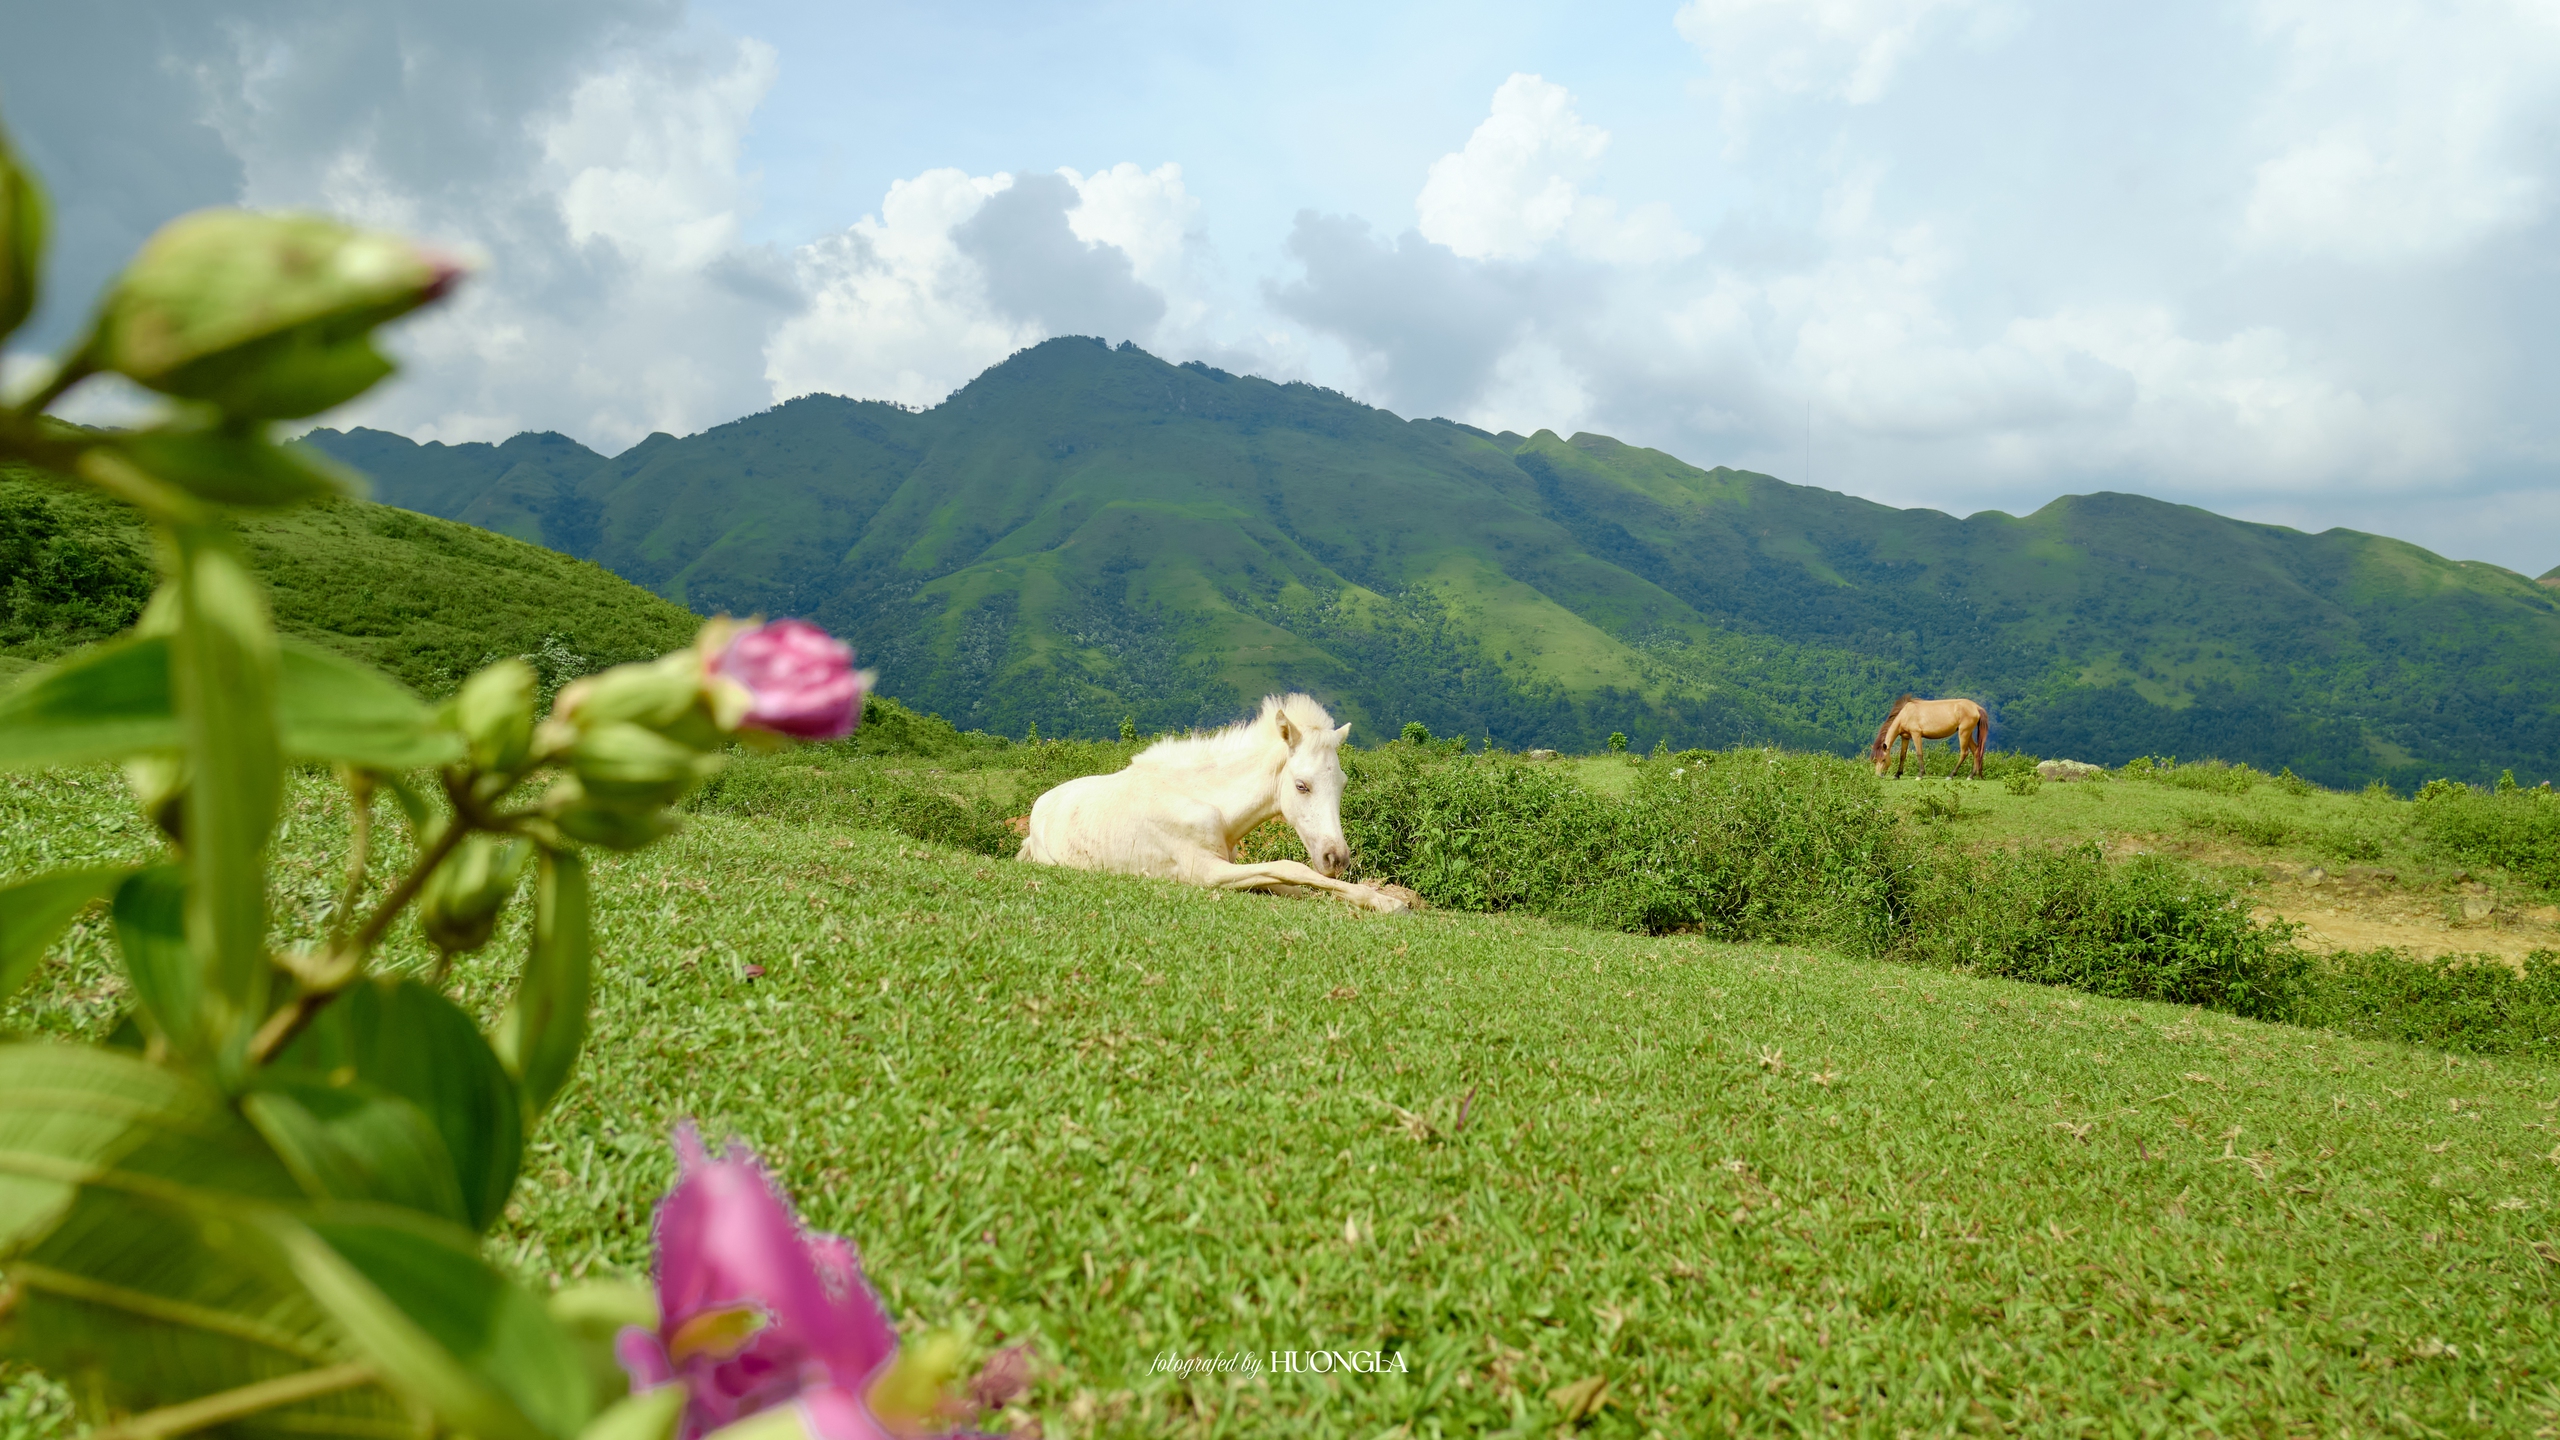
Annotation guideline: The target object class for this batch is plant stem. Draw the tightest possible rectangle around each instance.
[350,806,471,957]
[330,770,375,949]
[248,795,474,1065]
[83,1364,376,1440]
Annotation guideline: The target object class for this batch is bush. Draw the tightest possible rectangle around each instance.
[688,754,1020,856]
[1337,745,2315,1025]
[2003,769,2043,796]
[835,694,1012,761]
[2292,949,2560,1057]
[2161,758,2259,794]
[1898,844,2309,1021]
[2412,784,2560,890]
[1341,746,1904,948]
[2182,806,2290,848]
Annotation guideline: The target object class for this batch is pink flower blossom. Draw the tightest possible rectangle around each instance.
[712,620,867,740]
[616,1126,899,1440]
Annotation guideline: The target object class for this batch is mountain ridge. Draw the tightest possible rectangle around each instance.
[298,337,2560,786]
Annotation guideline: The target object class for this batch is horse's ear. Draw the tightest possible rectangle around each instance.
[1332,722,1352,745]
[1277,712,1299,747]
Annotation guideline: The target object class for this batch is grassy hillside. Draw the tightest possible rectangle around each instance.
[0,466,700,695]
[7,762,2557,1436]
[300,338,2560,786]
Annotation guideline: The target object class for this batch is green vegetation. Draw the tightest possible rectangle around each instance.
[0,468,699,693]
[10,758,2559,1436]
[301,337,2560,786]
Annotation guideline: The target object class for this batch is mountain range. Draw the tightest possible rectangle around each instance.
[297,337,2560,787]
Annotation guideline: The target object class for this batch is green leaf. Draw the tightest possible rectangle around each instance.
[170,526,278,1076]
[112,866,205,1060]
[548,1281,656,1410]
[497,848,592,1124]
[0,631,179,770]
[257,1204,591,1440]
[91,211,458,420]
[0,1046,403,1437]
[272,977,523,1231]
[277,638,464,770]
[0,865,126,1005]
[0,1041,300,1254]
[242,1078,472,1225]
[0,632,460,773]
[5,1187,396,1437]
[112,427,363,509]
[576,1384,685,1440]
[0,111,45,342]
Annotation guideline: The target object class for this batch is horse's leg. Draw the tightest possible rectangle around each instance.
[1969,722,1985,779]
[1184,855,1409,913]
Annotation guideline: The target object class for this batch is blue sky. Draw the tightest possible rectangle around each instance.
[4,0,2556,572]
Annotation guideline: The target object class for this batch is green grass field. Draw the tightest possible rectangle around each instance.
[9,759,2560,1438]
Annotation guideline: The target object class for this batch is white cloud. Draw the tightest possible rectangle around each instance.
[765,170,1031,410]
[1415,74,1697,264]
[546,38,778,272]
[2241,0,2560,261]
[1676,0,1994,130]
[1061,163,1198,288]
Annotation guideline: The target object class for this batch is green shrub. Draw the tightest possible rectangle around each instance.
[1341,747,1904,948]
[2276,767,2317,796]
[2182,806,2290,848]
[1979,750,2041,781]
[2311,825,2387,863]
[1340,746,2315,1025]
[1898,844,2309,1020]
[2292,949,2560,1057]
[687,755,1020,856]
[2162,758,2259,794]
[2002,769,2043,796]
[2412,784,2560,890]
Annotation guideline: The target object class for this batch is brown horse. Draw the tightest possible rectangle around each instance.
[1871,694,1988,778]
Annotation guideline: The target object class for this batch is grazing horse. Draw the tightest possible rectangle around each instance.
[1018,694,1410,912]
[1872,694,1988,778]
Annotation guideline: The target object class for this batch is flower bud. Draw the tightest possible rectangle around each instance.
[93,210,463,419]
[0,121,46,342]
[452,659,537,774]
[417,834,530,956]
[550,652,704,735]
[567,721,722,808]
[708,619,868,741]
[543,777,680,852]
[122,755,185,845]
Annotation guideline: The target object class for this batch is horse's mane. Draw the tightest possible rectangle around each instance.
[1131,693,1338,770]
[1871,693,1918,750]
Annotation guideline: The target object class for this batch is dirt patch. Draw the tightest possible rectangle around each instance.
[2115,834,2558,966]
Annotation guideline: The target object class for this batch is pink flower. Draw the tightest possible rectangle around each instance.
[712,620,867,741]
[616,1126,900,1440]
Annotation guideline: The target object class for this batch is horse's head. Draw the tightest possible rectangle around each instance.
[1870,694,1914,774]
[1269,695,1355,876]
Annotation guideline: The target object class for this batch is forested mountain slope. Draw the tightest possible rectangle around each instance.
[0,468,697,695]
[299,337,2560,786]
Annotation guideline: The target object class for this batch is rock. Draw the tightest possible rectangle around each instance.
[1527,749,1559,761]
[2461,896,2497,922]
[2036,759,2107,782]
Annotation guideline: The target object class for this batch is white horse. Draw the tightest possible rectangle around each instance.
[1017,694,1409,912]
